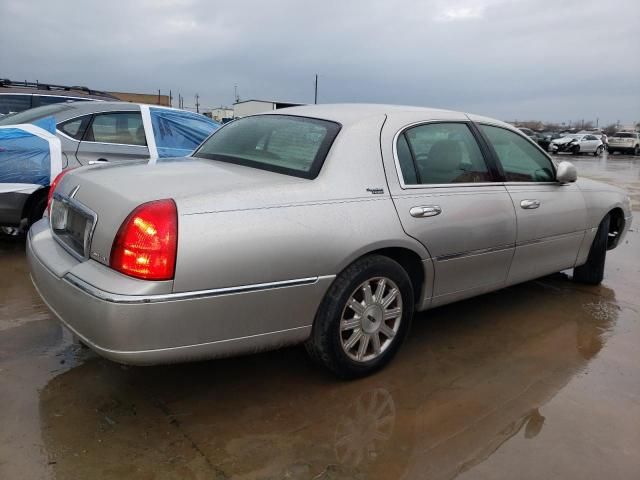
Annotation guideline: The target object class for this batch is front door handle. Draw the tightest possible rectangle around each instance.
[520,199,541,209]
[410,205,442,218]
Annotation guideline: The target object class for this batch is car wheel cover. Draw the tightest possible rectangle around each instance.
[340,277,403,363]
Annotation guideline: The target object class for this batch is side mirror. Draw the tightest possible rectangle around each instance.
[556,161,577,183]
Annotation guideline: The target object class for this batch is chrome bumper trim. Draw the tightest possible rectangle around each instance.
[64,273,335,304]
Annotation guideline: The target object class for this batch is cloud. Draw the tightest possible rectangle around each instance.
[0,0,638,123]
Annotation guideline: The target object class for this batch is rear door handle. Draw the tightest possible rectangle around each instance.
[410,205,442,218]
[520,199,540,209]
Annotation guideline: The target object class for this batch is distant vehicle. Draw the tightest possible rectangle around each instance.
[27,104,632,377]
[537,132,564,152]
[608,132,640,156]
[0,79,116,115]
[0,102,219,231]
[549,134,604,155]
[517,127,539,141]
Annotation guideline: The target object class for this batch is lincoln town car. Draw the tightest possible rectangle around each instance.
[27,104,633,377]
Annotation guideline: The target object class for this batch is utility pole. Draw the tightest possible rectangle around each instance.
[234,84,239,103]
[195,94,200,113]
[157,89,161,105]
[169,89,173,107]
[314,74,318,104]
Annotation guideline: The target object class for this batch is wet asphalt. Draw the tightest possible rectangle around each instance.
[0,153,639,480]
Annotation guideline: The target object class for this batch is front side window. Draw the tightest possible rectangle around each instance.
[193,115,341,179]
[84,112,146,146]
[397,122,491,185]
[480,124,554,182]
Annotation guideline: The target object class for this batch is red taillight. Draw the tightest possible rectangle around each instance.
[110,199,178,281]
[47,168,74,214]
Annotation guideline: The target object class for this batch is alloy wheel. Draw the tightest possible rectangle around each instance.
[340,277,403,362]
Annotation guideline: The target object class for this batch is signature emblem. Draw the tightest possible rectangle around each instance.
[366,188,384,195]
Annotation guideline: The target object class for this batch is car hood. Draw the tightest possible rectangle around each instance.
[552,137,576,144]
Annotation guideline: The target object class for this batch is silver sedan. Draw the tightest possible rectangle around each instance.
[27,104,633,378]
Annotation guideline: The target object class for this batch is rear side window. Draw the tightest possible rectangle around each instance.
[150,108,218,157]
[58,115,92,140]
[612,133,634,138]
[85,112,146,146]
[480,124,554,182]
[0,94,32,114]
[398,122,491,185]
[194,115,341,179]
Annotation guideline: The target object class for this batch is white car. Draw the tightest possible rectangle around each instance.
[549,134,603,155]
[608,132,640,156]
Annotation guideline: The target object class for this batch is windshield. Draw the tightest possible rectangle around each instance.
[612,133,635,138]
[0,103,73,126]
[193,115,341,179]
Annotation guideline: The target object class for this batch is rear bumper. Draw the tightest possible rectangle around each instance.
[27,220,333,365]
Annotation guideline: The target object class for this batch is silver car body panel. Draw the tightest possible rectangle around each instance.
[28,104,633,365]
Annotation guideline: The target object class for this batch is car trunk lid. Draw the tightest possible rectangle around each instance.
[53,157,309,266]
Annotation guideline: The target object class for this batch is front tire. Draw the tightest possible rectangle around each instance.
[594,146,603,156]
[573,215,610,285]
[305,255,414,378]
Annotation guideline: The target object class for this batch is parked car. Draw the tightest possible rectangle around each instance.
[537,131,564,152]
[549,134,604,155]
[0,102,219,231]
[608,131,640,155]
[517,127,539,141]
[27,104,632,378]
[0,79,115,115]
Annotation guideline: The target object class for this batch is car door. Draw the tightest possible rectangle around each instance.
[382,118,517,308]
[476,123,587,285]
[75,110,150,164]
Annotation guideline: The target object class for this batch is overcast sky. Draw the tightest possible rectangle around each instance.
[1,0,638,125]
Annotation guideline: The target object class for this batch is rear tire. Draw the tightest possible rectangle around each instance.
[573,215,610,285]
[27,194,47,229]
[305,255,414,379]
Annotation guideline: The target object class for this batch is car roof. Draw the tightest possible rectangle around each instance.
[265,103,480,125]
[0,101,214,126]
[0,86,115,100]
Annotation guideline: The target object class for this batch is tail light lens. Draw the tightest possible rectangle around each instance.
[47,168,75,214]
[110,199,178,281]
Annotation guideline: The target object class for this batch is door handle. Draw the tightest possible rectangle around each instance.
[520,199,541,209]
[88,158,109,165]
[410,205,442,218]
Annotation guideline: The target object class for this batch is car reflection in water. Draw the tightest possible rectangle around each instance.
[38,275,618,480]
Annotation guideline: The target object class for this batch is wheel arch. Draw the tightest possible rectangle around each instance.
[607,207,625,250]
[334,241,433,309]
[21,186,49,223]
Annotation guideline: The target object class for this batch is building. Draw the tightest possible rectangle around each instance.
[233,99,303,118]
[204,107,234,123]
[108,91,171,106]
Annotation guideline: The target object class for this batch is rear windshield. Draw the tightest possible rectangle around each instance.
[193,115,341,179]
[0,103,73,125]
[612,133,635,138]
